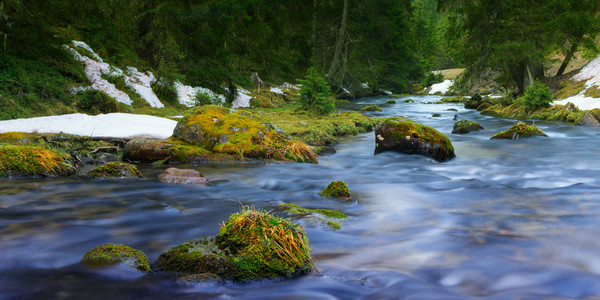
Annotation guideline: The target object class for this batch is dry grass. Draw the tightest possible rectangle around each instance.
[281,141,318,164]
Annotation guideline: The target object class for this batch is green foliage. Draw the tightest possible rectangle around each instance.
[298,68,335,115]
[422,72,444,87]
[76,90,119,114]
[520,80,553,111]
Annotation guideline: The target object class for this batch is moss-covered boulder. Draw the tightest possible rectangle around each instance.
[82,243,150,272]
[249,90,286,108]
[452,120,484,134]
[320,180,351,201]
[0,146,75,178]
[490,122,548,140]
[152,208,313,282]
[384,100,397,104]
[122,139,172,163]
[374,117,455,162]
[577,112,600,127]
[172,105,317,163]
[359,105,382,112]
[89,162,142,178]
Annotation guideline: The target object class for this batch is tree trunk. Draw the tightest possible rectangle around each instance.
[328,0,349,79]
[311,0,317,63]
[556,41,578,76]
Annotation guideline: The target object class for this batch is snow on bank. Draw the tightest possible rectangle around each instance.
[429,80,454,95]
[175,81,226,107]
[232,88,253,108]
[554,55,600,110]
[0,113,177,139]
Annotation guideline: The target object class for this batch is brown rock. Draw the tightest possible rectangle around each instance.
[577,112,600,127]
[122,139,172,163]
[158,167,209,185]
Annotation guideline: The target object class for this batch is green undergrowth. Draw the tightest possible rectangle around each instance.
[481,103,586,123]
[246,103,380,146]
[277,203,347,230]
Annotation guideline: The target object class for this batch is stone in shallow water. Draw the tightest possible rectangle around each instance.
[158,167,209,185]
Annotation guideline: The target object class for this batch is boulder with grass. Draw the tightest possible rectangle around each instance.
[452,120,484,134]
[0,146,75,178]
[172,105,317,163]
[359,105,382,112]
[320,180,351,201]
[89,162,142,178]
[151,208,313,282]
[82,243,150,272]
[374,117,455,162]
[490,122,547,140]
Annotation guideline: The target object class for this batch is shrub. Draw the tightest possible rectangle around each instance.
[77,90,118,114]
[195,91,223,106]
[298,67,335,115]
[520,80,553,111]
[422,72,444,87]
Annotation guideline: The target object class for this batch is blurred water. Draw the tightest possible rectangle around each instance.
[2,96,600,299]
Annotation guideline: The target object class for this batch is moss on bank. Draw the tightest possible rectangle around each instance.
[481,103,586,123]
[0,146,75,178]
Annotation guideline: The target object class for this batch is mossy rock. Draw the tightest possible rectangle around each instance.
[320,180,351,201]
[359,105,382,112]
[153,209,313,282]
[384,100,396,104]
[172,105,317,163]
[465,93,485,109]
[0,146,75,178]
[89,162,142,178]
[249,90,286,108]
[490,122,548,140]
[374,117,455,162]
[452,120,484,134]
[82,243,150,272]
[438,96,467,104]
[403,99,414,103]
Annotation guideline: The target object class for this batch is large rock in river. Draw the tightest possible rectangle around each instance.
[577,112,600,127]
[374,117,455,162]
[490,122,547,140]
[158,167,208,185]
[452,120,484,134]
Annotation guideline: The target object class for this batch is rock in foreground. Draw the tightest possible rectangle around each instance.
[0,146,75,178]
[490,122,548,140]
[452,120,484,134]
[152,208,313,282]
[82,243,150,272]
[158,167,209,185]
[374,117,455,162]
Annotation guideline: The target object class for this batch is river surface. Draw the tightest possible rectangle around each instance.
[2,95,600,299]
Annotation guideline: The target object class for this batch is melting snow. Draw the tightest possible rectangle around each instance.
[231,88,253,108]
[174,81,226,107]
[554,55,600,110]
[429,80,454,95]
[0,113,177,139]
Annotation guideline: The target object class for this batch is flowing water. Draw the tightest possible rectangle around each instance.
[2,96,600,299]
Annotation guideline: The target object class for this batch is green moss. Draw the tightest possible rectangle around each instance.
[555,80,586,100]
[376,117,455,162]
[277,204,346,231]
[0,146,75,178]
[403,99,414,103]
[89,162,141,178]
[437,96,467,103]
[452,120,484,134]
[320,180,351,201]
[359,105,382,112]
[384,100,396,104]
[481,103,586,124]
[249,90,286,108]
[246,103,379,146]
[584,85,600,98]
[82,243,150,272]
[490,122,548,140]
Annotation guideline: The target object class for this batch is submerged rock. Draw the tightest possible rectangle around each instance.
[452,120,484,134]
[490,122,548,140]
[89,162,142,178]
[0,146,75,178]
[359,105,382,112]
[152,208,313,282]
[158,167,209,185]
[577,112,600,127]
[320,180,351,201]
[82,243,150,272]
[374,117,455,162]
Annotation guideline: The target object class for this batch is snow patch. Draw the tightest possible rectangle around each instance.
[174,81,226,107]
[429,80,454,95]
[231,88,252,108]
[270,87,284,94]
[281,82,299,90]
[0,113,177,139]
[554,55,600,110]
[124,67,163,108]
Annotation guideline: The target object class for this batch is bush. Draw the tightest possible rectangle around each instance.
[195,91,223,106]
[520,80,553,111]
[298,67,335,115]
[77,90,118,114]
[422,72,444,87]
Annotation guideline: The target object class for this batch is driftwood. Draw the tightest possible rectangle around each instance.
[90,146,119,154]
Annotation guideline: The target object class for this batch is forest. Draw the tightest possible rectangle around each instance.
[0,0,599,117]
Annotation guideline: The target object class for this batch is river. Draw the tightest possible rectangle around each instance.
[2,95,600,299]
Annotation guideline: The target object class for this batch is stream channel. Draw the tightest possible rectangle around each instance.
[2,95,600,299]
